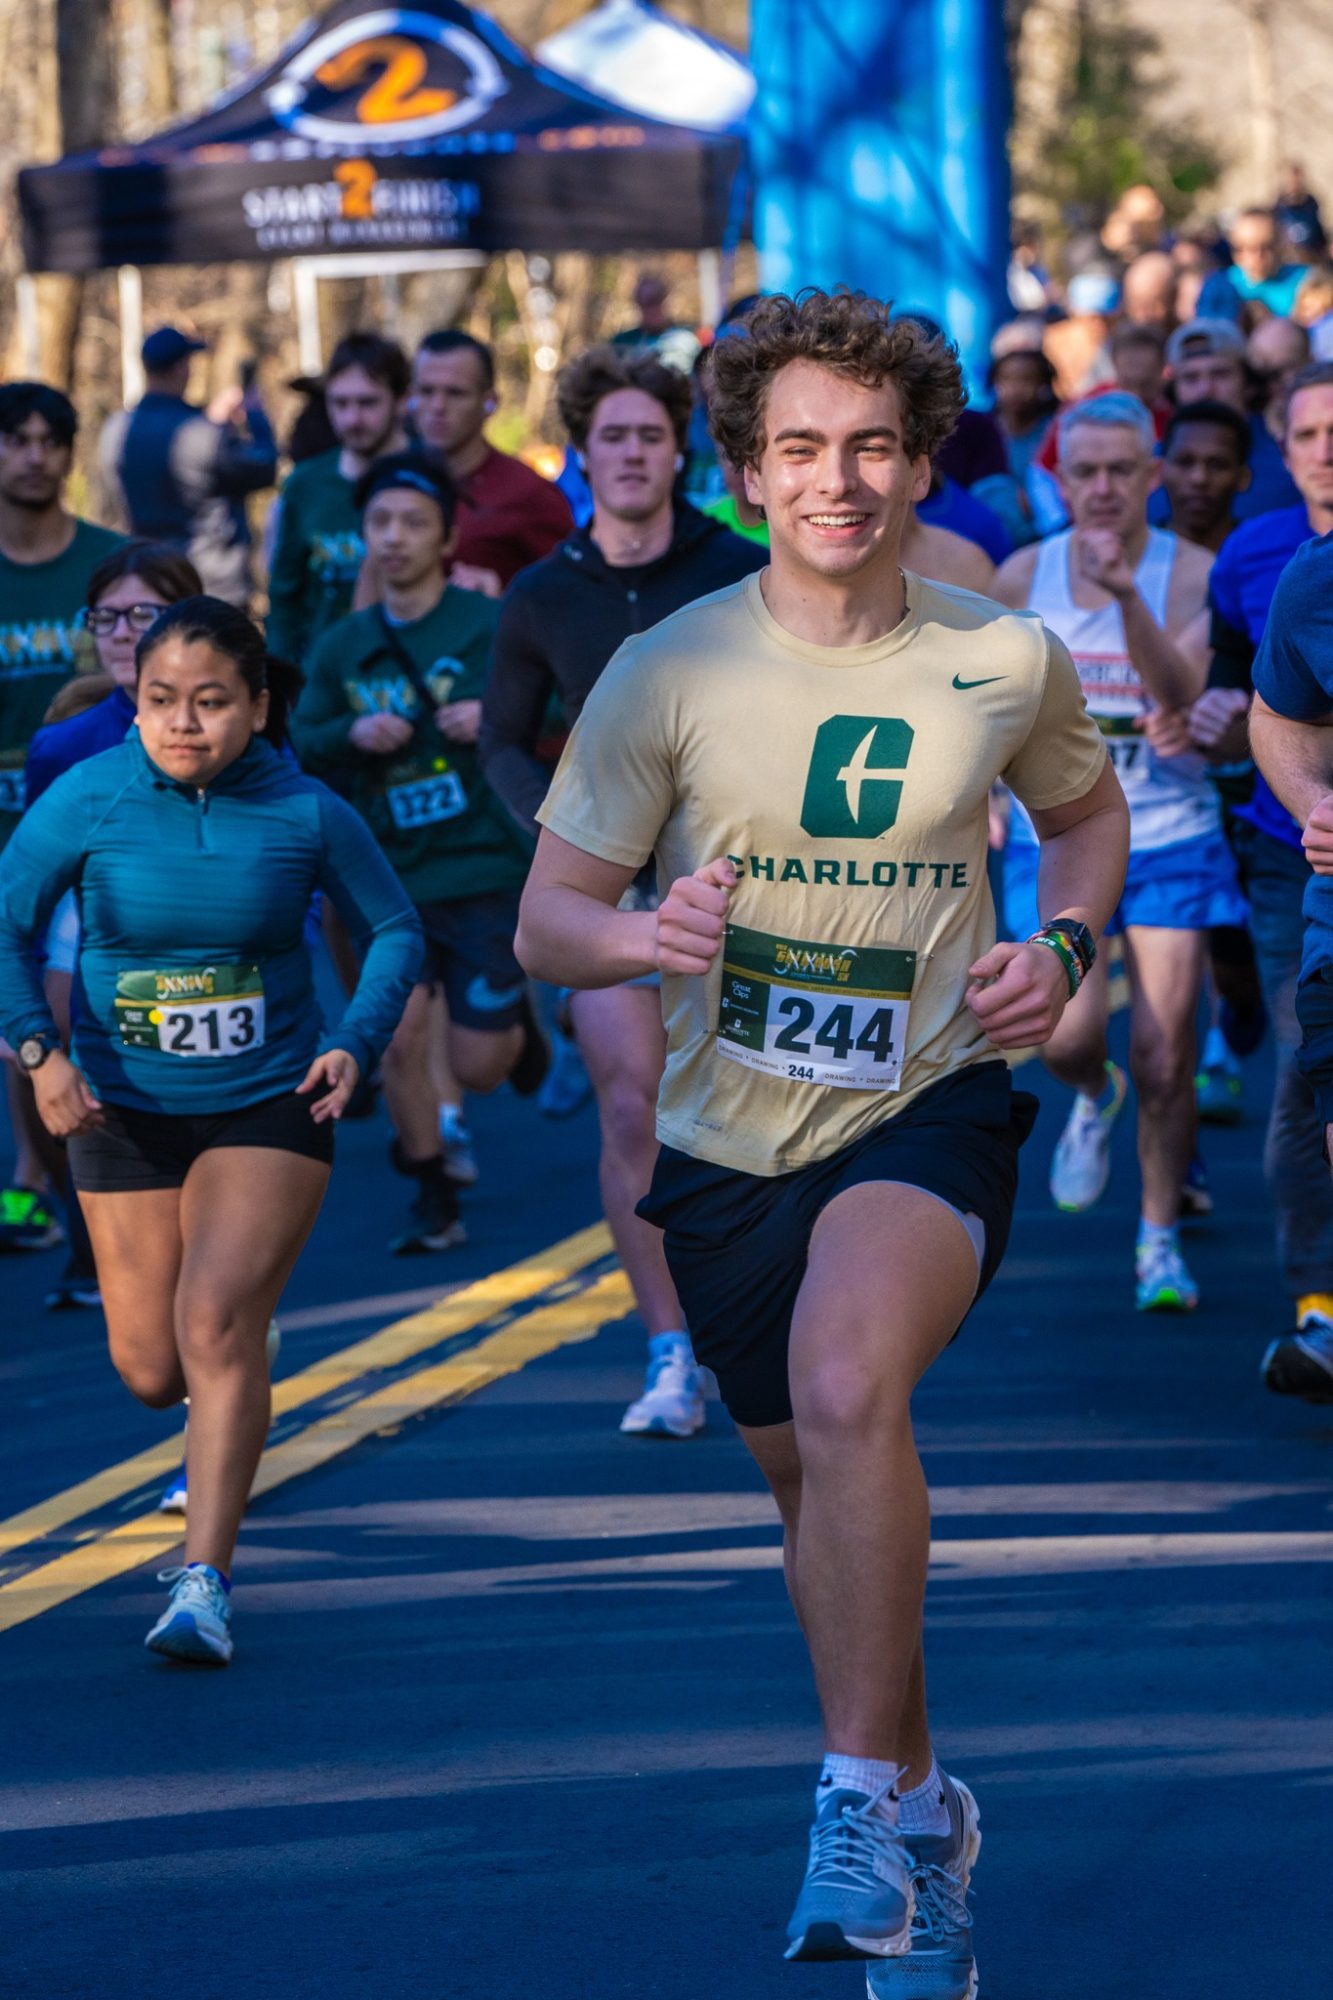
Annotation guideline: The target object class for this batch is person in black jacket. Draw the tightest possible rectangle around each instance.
[482,344,765,1440]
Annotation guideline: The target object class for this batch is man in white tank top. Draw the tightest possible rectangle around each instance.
[995,391,1245,1312]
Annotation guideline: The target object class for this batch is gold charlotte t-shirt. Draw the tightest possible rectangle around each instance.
[538,570,1107,1176]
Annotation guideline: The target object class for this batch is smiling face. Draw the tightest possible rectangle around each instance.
[584,387,679,524]
[744,360,930,583]
[136,637,267,787]
[1058,422,1159,537]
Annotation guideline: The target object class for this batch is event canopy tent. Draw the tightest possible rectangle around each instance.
[17,0,743,274]
[537,0,755,133]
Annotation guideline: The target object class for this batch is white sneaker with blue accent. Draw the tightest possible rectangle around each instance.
[1135,1230,1199,1312]
[786,1780,914,1961]
[619,1332,705,1438]
[145,1564,233,1665]
[1050,1063,1127,1212]
[867,1774,981,2000]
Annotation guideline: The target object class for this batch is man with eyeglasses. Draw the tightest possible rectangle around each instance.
[0,381,122,1251]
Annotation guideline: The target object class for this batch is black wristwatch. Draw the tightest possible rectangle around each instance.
[18,1034,57,1072]
[1039,918,1097,980]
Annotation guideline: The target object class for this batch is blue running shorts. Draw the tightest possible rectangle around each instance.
[1004,830,1248,939]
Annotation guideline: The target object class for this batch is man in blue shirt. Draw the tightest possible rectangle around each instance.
[1198,208,1307,321]
[1234,365,1333,1399]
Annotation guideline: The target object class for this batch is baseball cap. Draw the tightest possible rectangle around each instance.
[142,326,206,371]
[1165,317,1247,369]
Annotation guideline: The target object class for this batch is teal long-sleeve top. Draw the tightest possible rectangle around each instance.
[0,731,422,1115]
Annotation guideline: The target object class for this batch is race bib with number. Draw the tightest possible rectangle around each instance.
[115,965,266,1058]
[1097,712,1147,781]
[386,767,466,831]
[717,923,916,1091]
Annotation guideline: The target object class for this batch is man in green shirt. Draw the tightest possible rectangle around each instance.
[266,333,410,664]
[0,380,121,1252]
[292,454,543,1253]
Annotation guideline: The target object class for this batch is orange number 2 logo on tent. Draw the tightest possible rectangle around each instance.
[316,36,459,126]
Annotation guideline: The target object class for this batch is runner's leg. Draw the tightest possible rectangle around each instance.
[80,1186,186,1407]
[1032,951,1111,1097]
[172,1147,329,1573]
[1122,925,1206,1226]
[451,1021,523,1093]
[782,1182,978,1779]
[570,984,684,1335]
[381,981,442,1162]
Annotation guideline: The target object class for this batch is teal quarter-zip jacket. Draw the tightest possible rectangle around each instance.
[0,731,422,1114]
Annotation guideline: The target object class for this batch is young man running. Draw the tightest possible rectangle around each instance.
[0,382,122,1250]
[1158,400,1253,553]
[292,455,540,1254]
[1204,362,1333,1388]
[267,333,410,665]
[409,330,572,595]
[995,391,1244,1310]
[516,291,1127,1988]
[482,343,764,1438]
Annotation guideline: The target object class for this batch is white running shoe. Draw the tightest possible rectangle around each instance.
[1135,1231,1200,1312]
[1050,1062,1127,1213]
[619,1333,706,1438]
[438,1108,480,1186]
[145,1564,233,1665]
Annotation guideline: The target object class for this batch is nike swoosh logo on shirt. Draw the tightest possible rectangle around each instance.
[952,674,1005,690]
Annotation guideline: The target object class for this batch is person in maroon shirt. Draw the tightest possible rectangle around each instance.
[410,331,573,596]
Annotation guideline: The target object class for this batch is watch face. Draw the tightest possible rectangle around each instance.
[19,1038,47,1069]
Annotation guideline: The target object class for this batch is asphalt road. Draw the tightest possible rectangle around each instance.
[2,1039,1330,2000]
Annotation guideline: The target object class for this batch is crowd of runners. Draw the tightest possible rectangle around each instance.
[5,177,1333,1999]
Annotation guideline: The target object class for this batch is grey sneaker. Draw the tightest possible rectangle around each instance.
[1263,1309,1333,1403]
[867,1774,980,2000]
[785,1781,914,1961]
[145,1565,233,1665]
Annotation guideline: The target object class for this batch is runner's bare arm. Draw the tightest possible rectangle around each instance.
[1076,530,1207,710]
[990,543,1039,609]
[968,761,1127,1048]
[1250,693,1333,872]
[517,834,737,988]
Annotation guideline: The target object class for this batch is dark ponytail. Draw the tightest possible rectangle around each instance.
[134,596,304,749]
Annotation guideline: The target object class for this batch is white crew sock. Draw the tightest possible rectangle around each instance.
[896,1756,951,1838]
[817,1754,901,1827]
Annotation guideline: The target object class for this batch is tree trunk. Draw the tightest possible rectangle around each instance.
[38,0,118,388]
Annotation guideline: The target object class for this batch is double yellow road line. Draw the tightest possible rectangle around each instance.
[0,1222,628,1635]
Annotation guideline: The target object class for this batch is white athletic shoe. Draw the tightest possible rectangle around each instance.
[145,1564,233,1665]
[1049,1062,1127,1213]
[1135,1232,1200,1313]
[619,1333,706,1438]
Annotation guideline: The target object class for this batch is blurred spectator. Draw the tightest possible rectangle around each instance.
[1199,208,1306,320]
[1101,184,1169,260]
[1157,399,1253,551]
[1044,270,1120,400]
[1247,316,1312,434]
[611,272,701,375]
[1293,265,1333,359]
[1008,219,1056,316]
[1110,323,1170,423]
[284,376,337,464]
[990,333,1059,477]
[1153,318,1301,522]
[1275,162,1326,261]
[1121,251,1179,335]
[99,328,276,608]
[916,469,1012,566]
[1172,232,1224,324]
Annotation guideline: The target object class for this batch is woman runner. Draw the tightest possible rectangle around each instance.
[0,597,421,1665]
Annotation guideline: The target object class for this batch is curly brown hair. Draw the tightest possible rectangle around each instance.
[556,344,694,452]
[707,291,964,470]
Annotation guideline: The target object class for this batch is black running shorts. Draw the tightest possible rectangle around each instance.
[416,891,527,1033]
[637,1063,1038,1429]
[68,1089,336,1193]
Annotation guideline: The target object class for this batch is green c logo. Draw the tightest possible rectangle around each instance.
[800,715,915,839]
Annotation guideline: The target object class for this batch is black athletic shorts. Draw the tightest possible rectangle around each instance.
[1295,964,1333,1128]
[637,1063,1039,1429]
[68,1089,335,1193]
[416,891,526,1032]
